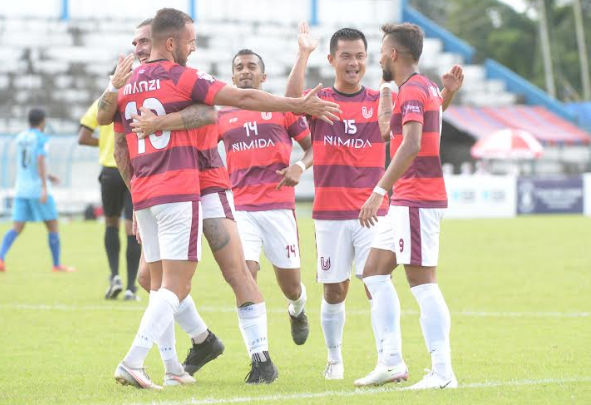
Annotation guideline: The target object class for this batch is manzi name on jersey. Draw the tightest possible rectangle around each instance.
[323,135,372,149]
[231,138,276,152]
[123,79,161,96]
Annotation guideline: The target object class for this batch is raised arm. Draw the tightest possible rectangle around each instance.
[378,82,394,141]
[440,65,464,111]
[130,104,217,138]
[285,21,318,98]
[96,54,134,126]
[214,84,341,124]
[113,132,133,190]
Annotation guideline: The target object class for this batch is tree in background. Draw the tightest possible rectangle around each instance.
[409,0,591,101]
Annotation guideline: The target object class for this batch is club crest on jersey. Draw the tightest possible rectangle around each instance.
[362,106,374,119]
[197,71,215,83]
[320,257,331,271]
[261,112,272,120]
[229,118,238,123]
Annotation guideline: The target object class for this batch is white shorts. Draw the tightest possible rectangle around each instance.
[201,190,235,220]
[235,209,300,269]
[136,201,203,263]
[315,218,379,283]
[372,206,445,267]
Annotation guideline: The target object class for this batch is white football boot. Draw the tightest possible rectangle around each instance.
[406,369,458,390]
[163,371,197,386]
[323,362,344,380]
[354,362,409,387]
[114,362,163,390]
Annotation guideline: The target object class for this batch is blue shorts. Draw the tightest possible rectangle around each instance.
[12,196,58,222]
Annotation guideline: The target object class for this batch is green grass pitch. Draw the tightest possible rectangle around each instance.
[0,214,590,405]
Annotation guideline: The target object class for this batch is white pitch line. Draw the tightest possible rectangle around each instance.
[119,377,591,405]
[0,303,589,319]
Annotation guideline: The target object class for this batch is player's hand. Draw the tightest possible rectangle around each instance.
[40,188,48,204]
[441,64,464,94]
[298,21,318,54]
[48,174,60,185]
[358,192,383,228]
[276,164,304,190]
[130,107,160,139]
[132,211,141,244]
[300,84,341,124]
[111,53,134,89]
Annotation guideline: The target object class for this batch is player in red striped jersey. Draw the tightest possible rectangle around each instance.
[107,9,341,389]
[218,49,313,346]
[286,22,461,380]
[357,23,462,389]
[96,18,230,385]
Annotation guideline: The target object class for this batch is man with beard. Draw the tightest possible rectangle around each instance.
[286,22,462,380]
[96,18,228,384]
[107,8,340,389]
[357,22,459,389]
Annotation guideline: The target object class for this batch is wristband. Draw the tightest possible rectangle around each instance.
[380,82,394,92]
[108,81,119,93]
[295,161,306,172]
[373,186,387,196]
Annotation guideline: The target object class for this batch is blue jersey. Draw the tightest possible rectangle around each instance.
[14,128,50,199]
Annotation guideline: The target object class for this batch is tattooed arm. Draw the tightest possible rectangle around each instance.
[378,84,394,141]
[130,104,217,138]
[113,132,133,189]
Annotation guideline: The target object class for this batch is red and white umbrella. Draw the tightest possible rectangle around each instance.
[471,129,544,160]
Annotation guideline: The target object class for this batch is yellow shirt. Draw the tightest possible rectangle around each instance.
[80,100,117,168]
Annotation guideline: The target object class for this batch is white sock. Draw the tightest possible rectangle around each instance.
[288,282,307,317]
[321,299,345,364]
[369,299,383,363]
[411,283,452,378]
[237,302,269,358]
[123,288,179,368]
[148,291,184,375]
[175,294,208,344]
[364,275,403,367]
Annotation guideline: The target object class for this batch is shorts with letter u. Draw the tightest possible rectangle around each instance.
[12,196,58,222]
[201,189,235,220]
[372,206,445,267]
[315,218,379,283]
[135,201,202,263]
[235,209,300,269]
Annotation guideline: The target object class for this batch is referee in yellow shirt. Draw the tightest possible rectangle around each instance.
[78,99,140,300]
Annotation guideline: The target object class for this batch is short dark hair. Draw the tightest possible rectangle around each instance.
[28,107,46,127]
[381,23,423,61]
[329,28,367,55]
[232,49,265,73]
[137,18,153,29]
[151,8,193,42]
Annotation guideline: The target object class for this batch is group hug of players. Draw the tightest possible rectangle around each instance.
[92,7,465,391]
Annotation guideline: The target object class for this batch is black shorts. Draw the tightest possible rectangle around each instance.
[99,166,132,220]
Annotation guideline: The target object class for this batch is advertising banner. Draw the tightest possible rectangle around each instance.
[517,177,583,215]
[445,175,517,219]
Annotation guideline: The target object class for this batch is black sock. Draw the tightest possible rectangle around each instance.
[126,235,141,292]
[105,226,120,278]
